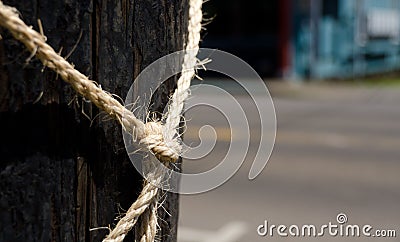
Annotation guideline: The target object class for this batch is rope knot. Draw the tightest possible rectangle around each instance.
[140,121,179,163]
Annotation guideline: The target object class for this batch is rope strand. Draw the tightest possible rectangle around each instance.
[0,0,179,163]
[102,180,160,242]
[104,1,203,240]
[0,0,203,241]
[164,0,203,142]
[136,198,159,242]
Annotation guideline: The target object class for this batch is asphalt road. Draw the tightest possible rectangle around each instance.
[177,80,400,242]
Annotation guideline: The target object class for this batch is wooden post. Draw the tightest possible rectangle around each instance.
[0,0,187,241]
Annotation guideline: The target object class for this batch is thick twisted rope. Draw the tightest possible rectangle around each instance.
[0,1,179,163]
[0,0,203,241]
[136,189,159,242]
[103,165,164,242]
[164,0,203,142]
[102,181,159,242]
[103,0,203,240]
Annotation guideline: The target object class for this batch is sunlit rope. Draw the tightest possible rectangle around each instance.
[0,0,203,241]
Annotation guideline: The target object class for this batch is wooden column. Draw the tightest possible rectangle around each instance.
[0,0,187,241]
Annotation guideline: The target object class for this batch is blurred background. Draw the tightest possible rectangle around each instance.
[201,0,400,79]
[178,0,400,241]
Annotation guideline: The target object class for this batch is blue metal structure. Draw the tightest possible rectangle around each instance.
[292,0,400,79]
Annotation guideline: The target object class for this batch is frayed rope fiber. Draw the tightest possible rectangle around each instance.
[0,0,203,241]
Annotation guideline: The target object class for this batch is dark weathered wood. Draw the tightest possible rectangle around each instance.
[0,0,187,241]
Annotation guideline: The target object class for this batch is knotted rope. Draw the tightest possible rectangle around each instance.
[0,1,181,163]
[0,0,203,241]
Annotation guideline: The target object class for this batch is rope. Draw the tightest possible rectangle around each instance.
[164,0,203,142]
[136,196,159,242]
[0,1,179,163]
[103,157,165,242]
[103,181,159,242]
[0,0,203,241]
[105,1,203,239]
